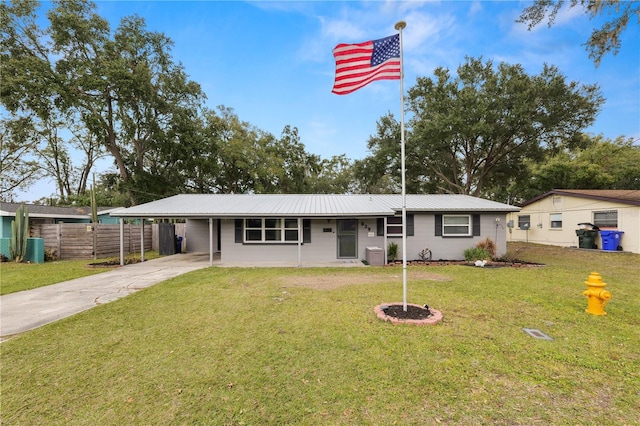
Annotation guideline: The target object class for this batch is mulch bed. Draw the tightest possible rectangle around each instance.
[383,304,433,320]
[386,260,544,268]
[87,258,144,268]
[375,303,443,325]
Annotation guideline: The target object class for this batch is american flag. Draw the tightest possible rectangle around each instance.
[331,34,401,95]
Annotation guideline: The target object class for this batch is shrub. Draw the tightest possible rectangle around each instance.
[464,247,491,261]
[493,245,526,263]
[476,237,496,258]
[387,242,398,262]
[44,249,58,262]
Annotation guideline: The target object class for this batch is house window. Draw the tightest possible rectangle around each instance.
[387,216,403,236]
[593,210,617,228]
[244,218,300,243]
[550,213,562,229]
[381,215,414,237]
[518,215,531,230]
[443,215,471,236]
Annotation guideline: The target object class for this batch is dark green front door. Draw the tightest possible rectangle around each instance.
[337,219,357,258]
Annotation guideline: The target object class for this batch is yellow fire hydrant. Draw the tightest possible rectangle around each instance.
[583,272,611,316]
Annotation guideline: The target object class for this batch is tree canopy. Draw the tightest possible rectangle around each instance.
[517,0,640,65]
[523,135,640,198]
[1,1,637,206]
[357,57,604,201]
[1,0,350,205]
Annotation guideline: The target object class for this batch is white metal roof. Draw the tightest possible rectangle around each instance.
[111,194,519,218]
[0,202,113,219]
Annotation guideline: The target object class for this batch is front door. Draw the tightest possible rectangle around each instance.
[337,219,357,258]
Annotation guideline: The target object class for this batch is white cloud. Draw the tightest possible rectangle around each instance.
[319,14,367,41]
[468,1,483,18]
[547,3,585,26]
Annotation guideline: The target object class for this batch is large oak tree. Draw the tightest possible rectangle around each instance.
[357,57,604,200]
[2,0,206,205]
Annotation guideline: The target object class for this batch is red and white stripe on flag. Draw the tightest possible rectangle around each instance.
[331,34,400,95]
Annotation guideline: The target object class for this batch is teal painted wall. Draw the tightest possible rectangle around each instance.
[54,218,90,224]
[0,237,45,263]
[98,214,119,224]
[1,217,12,238]
[0,237,9,258]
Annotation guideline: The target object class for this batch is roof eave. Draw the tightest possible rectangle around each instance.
[521,189,640,207]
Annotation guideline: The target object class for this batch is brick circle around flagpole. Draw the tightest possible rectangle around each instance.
[374,303,443,325]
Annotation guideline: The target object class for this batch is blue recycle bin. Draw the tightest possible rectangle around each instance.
[600,230,624,251]
[176,236,183,254]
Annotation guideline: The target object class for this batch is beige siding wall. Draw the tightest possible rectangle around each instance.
[507,195,640,254]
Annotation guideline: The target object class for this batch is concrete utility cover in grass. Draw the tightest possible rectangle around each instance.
[522,328,553,341]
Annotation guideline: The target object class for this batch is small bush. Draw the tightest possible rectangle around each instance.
[476,237,496,258]
[387,242,398,262]
[492,243,528,263]
[44,248,57,262]
[464,247,491,261]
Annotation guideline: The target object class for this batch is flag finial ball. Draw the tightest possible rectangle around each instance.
[394,21,406,31]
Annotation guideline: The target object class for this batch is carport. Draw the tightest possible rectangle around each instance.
[113,216,219,267]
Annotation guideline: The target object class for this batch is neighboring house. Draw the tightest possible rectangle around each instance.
[0,202,119,238]
[506,189,640,254]
[111,194,520,265]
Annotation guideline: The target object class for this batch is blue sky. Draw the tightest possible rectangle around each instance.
[19,1,640,201]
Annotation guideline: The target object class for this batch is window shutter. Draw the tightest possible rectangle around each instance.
[377,218,384,236]
[303,219,311,243]
[235,219,243,243]
[472,214,481,236]
[435,214,442,236]
[407,214,414,236]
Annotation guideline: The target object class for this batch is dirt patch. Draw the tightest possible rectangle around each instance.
[281,270,451,290]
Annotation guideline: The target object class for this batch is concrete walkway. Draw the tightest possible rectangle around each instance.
[0,253,211,339]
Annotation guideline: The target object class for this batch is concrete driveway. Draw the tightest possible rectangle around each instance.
[0,253,211,339]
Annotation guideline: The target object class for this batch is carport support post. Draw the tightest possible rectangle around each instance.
[140,219,145,262]
[119,217,125,266]
[297,217,302,267]
[209,218,214,266]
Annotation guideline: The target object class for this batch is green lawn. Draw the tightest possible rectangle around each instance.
[1,243,638,424]
[0,251,160,295]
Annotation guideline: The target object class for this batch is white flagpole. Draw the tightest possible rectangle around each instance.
[394,21,408,312]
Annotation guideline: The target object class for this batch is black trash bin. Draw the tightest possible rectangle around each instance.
[176,236,183,254]
[576,223,599,249]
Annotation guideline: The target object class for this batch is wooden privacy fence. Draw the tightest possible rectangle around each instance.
[32,223,152,260]
[150,223,186,252]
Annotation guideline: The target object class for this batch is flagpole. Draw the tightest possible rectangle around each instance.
[394,20,407,312]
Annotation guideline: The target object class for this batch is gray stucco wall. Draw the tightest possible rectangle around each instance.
[409,213,508,260]
[220,218,355,263]
[186,213,508,263]
[186,219,219,253]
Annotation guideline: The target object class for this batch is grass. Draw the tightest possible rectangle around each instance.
[1,243,639,424]
[0,251,160,295]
